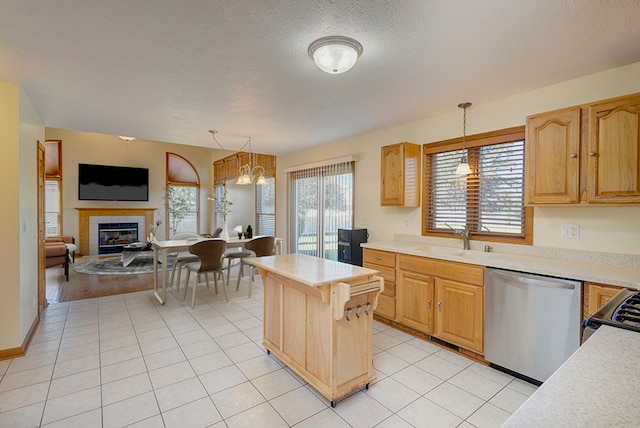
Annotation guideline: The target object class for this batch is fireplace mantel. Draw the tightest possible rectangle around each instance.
[76,208,157,255]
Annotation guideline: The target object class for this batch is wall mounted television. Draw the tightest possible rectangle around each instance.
[78,163,149,201]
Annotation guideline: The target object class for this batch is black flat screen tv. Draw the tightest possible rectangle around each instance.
[78,163,149,201]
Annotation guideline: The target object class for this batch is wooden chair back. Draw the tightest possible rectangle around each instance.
[245,236,276,257]
[188,239,226,272]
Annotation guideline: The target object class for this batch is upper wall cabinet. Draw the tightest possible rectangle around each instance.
[525,107,581,204]
[381,142,421,207]
[587,94,640,203]
[525,92,640,205]
[213,152,276,186]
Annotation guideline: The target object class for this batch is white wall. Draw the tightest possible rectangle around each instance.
[45,128,221,242]
[19,87,44,340]
[0,81,22,350]
[277,61,640,255]
[224,181,255,237]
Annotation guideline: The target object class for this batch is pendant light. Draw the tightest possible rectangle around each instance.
[455,102,472,175]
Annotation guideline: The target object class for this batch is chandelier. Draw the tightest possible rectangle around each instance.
[209,130,266,185]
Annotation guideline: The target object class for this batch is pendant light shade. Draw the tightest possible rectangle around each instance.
[308,36,363,74]
[455,102,472,175]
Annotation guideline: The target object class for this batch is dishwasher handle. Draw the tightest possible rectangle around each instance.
[486,268,579,290]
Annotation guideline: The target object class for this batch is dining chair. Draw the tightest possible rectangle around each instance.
[235,236,276,298]
[169,232,202,293]
[182,239,227,308]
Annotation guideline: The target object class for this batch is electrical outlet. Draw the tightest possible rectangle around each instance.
[405,218,413,228]
[359,216,366,227]
[561,224,580,239]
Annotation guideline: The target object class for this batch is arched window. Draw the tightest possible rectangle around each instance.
[166,153,200,237]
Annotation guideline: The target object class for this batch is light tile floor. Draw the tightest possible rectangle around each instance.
[0,275,537,427]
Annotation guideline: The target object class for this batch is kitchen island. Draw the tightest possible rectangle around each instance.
[246,253,383,406]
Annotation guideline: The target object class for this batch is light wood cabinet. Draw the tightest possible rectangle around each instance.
[381,142,421,207]
[584,282,625,320]
[587,94,640,203]
[213,152,276,184]
[397,254,484,354]
[397,269,434,334]
[525,107,581,204]
[213,160,225,186]
[434,278,484,353]
[224,155,239,181]
[525,92,640,205]
[363,249,397,320]
[257,254,382,405]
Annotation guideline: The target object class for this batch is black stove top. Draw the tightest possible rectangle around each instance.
[584,289,640,334]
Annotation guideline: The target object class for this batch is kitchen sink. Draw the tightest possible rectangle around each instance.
[415,245,462,254]
[452,250,496,259]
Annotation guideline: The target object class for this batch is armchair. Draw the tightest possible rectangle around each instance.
[45,241,69,281]
[45,235,76,262]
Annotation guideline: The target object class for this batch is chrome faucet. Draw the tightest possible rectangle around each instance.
[446,223,470,250]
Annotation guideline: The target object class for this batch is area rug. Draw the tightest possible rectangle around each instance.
[73,254,175,275]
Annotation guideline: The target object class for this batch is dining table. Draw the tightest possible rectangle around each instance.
[152,236,282,304]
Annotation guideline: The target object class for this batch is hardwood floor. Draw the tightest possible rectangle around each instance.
[46,255,154,303]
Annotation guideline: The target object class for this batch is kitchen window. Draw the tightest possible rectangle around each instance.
[423,126,532,244]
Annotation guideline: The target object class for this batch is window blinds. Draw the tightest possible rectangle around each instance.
[425,134,526,238]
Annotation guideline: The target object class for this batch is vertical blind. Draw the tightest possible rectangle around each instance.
[288,160,354,260]
[255,177,275,236]
[425,131,527,238]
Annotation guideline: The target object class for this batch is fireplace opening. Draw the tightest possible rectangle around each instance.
[98,223,139,254]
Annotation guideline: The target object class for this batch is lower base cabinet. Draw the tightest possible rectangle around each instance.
[434,278,484,353]
[396,254,485,354]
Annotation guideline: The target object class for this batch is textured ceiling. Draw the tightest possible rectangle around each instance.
[1,0,640,155]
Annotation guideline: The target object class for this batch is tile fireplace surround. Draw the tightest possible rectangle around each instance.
[76,208,156,255]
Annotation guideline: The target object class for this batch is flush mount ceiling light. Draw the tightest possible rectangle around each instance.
[308,36,363,74]
[455,102,473,175]
[118,136,135,142]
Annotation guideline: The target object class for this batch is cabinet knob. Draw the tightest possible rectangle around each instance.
[437,301,441,312]
[397,172,402,177]
[427,298,432,310]
[588,151,597,157]
[375,256,381,260]
[569,153,577,158]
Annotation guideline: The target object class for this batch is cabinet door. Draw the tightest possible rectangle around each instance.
[434,278,483,353]
[525,107,581,205]
[397,271,434,334]
[225,155,239,181]
[213,160,225,186]
[380,142,420,207]
[586,282,624,318]
[587,94,640,203]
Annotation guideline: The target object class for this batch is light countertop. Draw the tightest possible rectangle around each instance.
[503,325,640,427]
[361,240,640,289]
[246,253,379,287]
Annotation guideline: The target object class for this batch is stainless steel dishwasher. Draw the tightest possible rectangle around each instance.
[485,268,581,384]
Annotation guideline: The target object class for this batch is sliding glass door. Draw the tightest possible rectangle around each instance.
[289,161,354,260]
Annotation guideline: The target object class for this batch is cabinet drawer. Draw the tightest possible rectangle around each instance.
[381,280,396,298]
[363,249,396,268]
[398,254,484,286]
[375,294,396,319]
[365,264,395,284]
